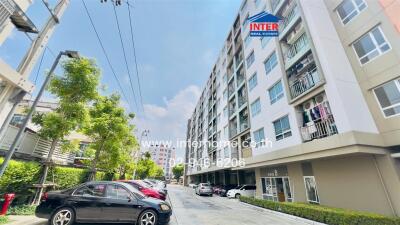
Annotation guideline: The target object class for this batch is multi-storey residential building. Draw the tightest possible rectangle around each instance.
[185,0,400,216]
[148,144,175,179]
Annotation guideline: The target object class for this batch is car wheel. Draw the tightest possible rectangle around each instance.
[50,207,75,225]
[138,209,158,225]
[235,193,241,199]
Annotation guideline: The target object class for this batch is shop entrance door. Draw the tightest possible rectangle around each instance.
[261,177,293,202]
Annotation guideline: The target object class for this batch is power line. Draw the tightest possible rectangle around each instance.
[33,48,46,85]
[126,0,145,112]
[112,3,140,112]
[80,0,133,112]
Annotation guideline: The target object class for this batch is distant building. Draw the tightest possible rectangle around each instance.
[147,144,175,179]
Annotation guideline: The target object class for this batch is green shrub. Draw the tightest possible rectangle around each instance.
[48,166,89,189]
[0,216,8,224]
[240,196,400,225]
[7,204,36,215]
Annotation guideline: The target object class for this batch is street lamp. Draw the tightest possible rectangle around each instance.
[0,50,80,177]
[132,129,150,179]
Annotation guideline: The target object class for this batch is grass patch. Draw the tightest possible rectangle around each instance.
[0,216,8,225]
[7,204,37,215]
[240,196,400,225]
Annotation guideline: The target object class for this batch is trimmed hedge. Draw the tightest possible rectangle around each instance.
[240,196,400,225]
[0,158,109,204]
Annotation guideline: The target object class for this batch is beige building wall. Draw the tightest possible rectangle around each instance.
[323,0,400,145]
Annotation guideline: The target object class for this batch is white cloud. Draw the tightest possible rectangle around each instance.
[134,85,201,159]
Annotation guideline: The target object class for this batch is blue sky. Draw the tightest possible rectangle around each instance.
[0,0,242,158]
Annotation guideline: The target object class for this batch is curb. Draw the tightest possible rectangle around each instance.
[239,201,327,225]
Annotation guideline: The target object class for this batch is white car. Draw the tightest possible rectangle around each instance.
[226,184,256,198]
[188,183,198,189]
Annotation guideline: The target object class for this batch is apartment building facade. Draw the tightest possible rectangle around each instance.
[147,144,175,179]
[185,0,400,216]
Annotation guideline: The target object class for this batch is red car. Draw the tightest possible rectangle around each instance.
[119,180,166,201]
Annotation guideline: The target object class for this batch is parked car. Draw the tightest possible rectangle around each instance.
[144,179,167,194]
[35,181,172,225]
[195,183,213,196]
[119,180,166,200]
[226,184,256,198]
[212,185,222,195]
[219,184,239,197]
[188,183,198,189]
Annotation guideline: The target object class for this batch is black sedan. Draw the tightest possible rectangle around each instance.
[35,181,172,225]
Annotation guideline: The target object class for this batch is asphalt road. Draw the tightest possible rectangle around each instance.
[168,185,306,225]
[8,184,308,225]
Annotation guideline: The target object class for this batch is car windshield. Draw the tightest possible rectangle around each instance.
[119,182,146,199]
[201,183,211,187]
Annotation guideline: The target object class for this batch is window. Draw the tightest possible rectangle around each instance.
[241,0,248,12]
[337,0,366,25]
[74,184,106,197]
[106,185,131,200]
[260,36,271,48]
[264,52,278,75]
[352,26,390,64]
[10,114,25,127]
[242,14,249,30]
[223,106,228,117]
[250,98,261,117]
[246,51,255,68]
[224,125,228,137]
[268,80,284,104]
[253,128,265,147]
[304,176,320,203]
[223,88,228,100]
[224,147,229,158]
[248,73,258,91]
[244,33,251,48]
[273,115,292,140]
[374,78,400,118]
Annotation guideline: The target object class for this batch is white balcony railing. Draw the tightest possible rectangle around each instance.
[289,67,320,98]
[300,115,338,142]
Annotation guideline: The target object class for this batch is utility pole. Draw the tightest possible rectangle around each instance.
[0,0,70,177]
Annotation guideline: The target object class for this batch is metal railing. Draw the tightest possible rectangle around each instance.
[300,115,338,142]
[289,67,320,98]
[0,0,14,32]
[286,33,309,62]
[0,125,75,164]
[280,4,298,32]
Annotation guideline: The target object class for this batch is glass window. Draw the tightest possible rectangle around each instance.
[268,80,284,104]
[273,115,292,141]
[250,98,261,117]
[248,73,258,91]
[352,26,390,64]
[74,184,106,197]
[244,33,251,48]
[253,128,265,147]
[224,147,229,158]
[223,88,228,100]
[374,79,400,117]
[304,176,320,203]
[337,0,367,25]
[106,185,131,200]
[242,13,249,29]
[264,52,278,75]
[223,106,228,117]
[261,37,271,48]
[224,125,228,137]
[246,51,255,68]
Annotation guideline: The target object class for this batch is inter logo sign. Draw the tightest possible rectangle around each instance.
[248,12,281,37]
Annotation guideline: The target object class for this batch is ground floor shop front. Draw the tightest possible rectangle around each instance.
[251,153,400,216]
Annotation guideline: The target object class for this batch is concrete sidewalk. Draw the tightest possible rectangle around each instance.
[6,215,47,225]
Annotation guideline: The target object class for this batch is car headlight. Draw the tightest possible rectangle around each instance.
[160,204,171,211]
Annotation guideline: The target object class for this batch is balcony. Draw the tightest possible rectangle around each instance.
[236,67,245,87]
[235,50,244,69]
[279,3,300,39]
[299,99,338,142]
[238,86,247,108]
[228,80,235,97]
[284,33,311,69]
[289,67,321,99]
[239,108,249,132]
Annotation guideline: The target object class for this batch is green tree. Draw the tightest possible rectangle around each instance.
[135,152,164,179]
[31,58,100,204]
[84,94,137,180]
[172,163,184,180]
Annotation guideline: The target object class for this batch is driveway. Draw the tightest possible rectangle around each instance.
[8,184,309,225]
